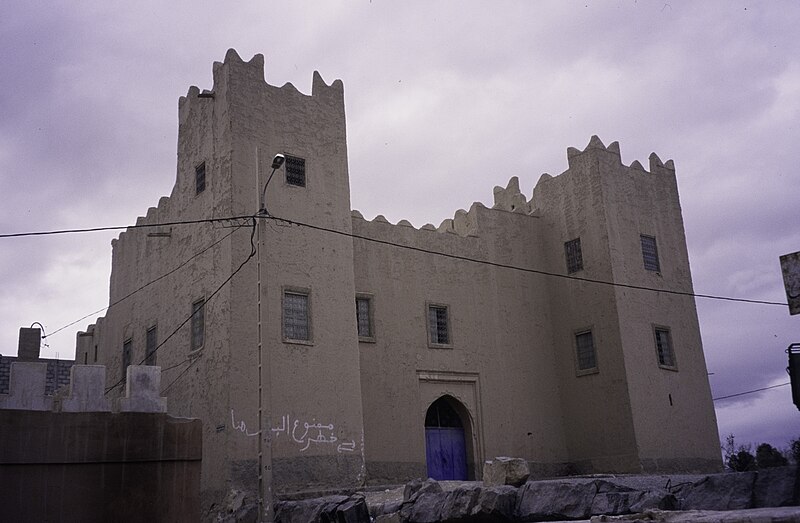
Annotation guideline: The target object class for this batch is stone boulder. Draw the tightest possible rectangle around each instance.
[483,457,531,487]
[516,479,597,521]
[384,482,517,523]
[275,494,369,523]
[753,466,798,508]
[471,485,518,521]
[629,490,678,513]
[397,479,446,523]
[400,491,447,523]
[439,485,482,521]
[370,499,403,519]
[404,478,444,502]
[516,478,678,521]
[675,472,757,511]
[591,480,676,516]
[374,513,403,523]
[287,469,800,523]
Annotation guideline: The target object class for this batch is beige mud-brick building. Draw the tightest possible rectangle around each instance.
[76,49,721,508]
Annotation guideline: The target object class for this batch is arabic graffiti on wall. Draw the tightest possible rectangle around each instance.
[230,410,357,453]
[231,409,259,437]
[271,414,357,453]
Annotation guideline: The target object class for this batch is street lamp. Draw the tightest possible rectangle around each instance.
[259,154,286,215]
[256,151,284,522]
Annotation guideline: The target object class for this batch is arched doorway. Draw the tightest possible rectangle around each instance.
[425,396,468,480]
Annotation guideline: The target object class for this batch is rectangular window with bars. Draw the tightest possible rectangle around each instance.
[285,155,306,187]
[565,238,583,273]
[641,235,661,272]
[654,327,676,369]
[195,162,206,194]
[574,330,598,372]
[283,290,310,341]
[428,304,450,346]
[356,296,374,340]
[122,338,132,380]
[191,299,205,351]
[145,326,157,366]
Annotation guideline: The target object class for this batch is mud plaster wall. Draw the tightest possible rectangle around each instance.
[78,51,722,506]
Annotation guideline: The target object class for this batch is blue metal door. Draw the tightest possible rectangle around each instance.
[425,427,467,480]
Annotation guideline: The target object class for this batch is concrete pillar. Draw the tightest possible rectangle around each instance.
[0,362,53,411]
[118,366,167,413]
[62,365,112,412]
[17,328,41,361]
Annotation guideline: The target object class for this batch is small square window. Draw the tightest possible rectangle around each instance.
[191,299,205,351]
[283,290,311,342]
[122,338,132,379]
[285,155,306,187]
[575,330,598,372]
[356,295,374,341]
[195,162,206,194]
[641,235,660,272]
[428,305,450,346]
[145,326,157,366]
[565,238,583,274]
[654,327,676,369]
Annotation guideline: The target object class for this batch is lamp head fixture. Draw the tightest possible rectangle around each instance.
[260,153,287,215]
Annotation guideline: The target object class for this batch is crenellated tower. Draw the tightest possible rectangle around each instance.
[79,50,366,509]
[532,136,720,473]
[210,49,366,494]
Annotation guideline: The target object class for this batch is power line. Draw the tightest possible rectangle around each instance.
[713,382,790,401]
[45,225,243,339]
[12,208,790,382]
[160,356,192,374]
[262,215,789,308]
[0,215,254,239]
[1,212,789,308]
[40,209,784,396]
[162,357,201,394]
[105,219,258,394]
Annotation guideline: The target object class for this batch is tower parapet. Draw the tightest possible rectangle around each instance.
[562,134,675,178]
[493,176,532,214]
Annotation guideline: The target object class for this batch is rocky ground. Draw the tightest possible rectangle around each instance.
[271,467,800,523]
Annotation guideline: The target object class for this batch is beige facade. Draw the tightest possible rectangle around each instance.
[76,49,721,509]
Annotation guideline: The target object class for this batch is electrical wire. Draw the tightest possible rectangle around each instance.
[159,356,193,373]
[713,382,790,402]
[160,221,258,394]
[0,215,254,239]
[45,225,243,339]
[10,208,791,395]
[0,211,788,308]
[104,218,258,394]
[262,214,789,308]
[161,357,201,394]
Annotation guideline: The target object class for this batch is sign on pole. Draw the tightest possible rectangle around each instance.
[780,251,800,315]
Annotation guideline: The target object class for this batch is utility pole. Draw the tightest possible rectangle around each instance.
[256,148,275,522]
[255,149,285,522]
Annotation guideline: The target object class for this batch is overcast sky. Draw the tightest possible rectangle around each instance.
[2,1,799,453]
